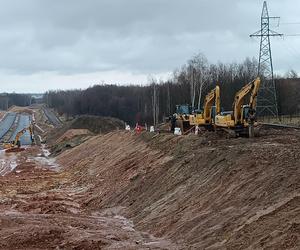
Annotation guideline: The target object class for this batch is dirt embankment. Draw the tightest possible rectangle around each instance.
[0,146,176,249]
[70,115,124,134]
[0,124,299,249]
[0,111,5,120]
[57,130,300,249]
[8,106,34,115]
[46,115,124,156]
[46,115,124,143]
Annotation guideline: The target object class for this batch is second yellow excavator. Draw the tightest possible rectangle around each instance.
[189,85,221,129]
[215,77,261,137]
[4,126,34,153]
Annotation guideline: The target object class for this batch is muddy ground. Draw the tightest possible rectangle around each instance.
[0,120,299,249]
[0,146,176,249]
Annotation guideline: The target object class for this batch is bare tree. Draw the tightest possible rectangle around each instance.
[285,69,298,79]
[149,77,160,127]
[197,70,211,110]
[187,53,209,110]
[166,82,171,116]
[187,65,196,108]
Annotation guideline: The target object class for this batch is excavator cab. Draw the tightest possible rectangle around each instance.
[171,104,192,133]
[242,105,250,121]
[211,106,217,124]
[175,105,191,115]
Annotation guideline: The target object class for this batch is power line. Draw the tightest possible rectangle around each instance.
[280,22,300,25]
[278,40,300,67]
[284,34,300,37]
[282,39,300,59]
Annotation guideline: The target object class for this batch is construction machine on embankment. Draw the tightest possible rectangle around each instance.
[4,125,34,153]
[189,85,221,130]
[169,104,192,133]
[170,85,221,133]
[215,77,261,138]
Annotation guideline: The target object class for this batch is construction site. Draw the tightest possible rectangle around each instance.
[0,0,300,249]
[0,97,299,249]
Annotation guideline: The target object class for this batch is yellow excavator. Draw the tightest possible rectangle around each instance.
[4,126,34,153]
[170,104,192,133]
[215,77,261,138]
[170,86,221,134]
[189,85,221,130]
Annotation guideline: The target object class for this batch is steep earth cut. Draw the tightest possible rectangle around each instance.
[57,130,300,249]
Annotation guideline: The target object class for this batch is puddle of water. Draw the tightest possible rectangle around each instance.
[0,144,60,175]
[41,144,51,157]
[29,144,60,171]
[33,156,60,170]
[0,150,18,176]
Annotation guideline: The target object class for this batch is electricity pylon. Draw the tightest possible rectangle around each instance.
[250,1,283,117]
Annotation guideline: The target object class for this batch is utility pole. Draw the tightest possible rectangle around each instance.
[250,1,283,117]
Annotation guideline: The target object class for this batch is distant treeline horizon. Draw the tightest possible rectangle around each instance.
[44,54,300,124]
[5,53,300,124]
[0,93,38,110]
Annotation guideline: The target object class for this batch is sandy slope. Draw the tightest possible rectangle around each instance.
[0,129,299,249]
[58,130,300,249]
[0,145,177,249]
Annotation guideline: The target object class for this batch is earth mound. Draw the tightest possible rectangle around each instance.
[57,130,300,249]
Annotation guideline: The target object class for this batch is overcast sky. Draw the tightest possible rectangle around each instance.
[0,0,299,93]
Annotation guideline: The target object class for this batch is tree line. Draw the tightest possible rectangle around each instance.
[44,53,300,125]
[0,93,35,110]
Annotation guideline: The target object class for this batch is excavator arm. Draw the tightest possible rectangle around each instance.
[4,125,34,153]
[233,77,261,124]
[249,78,261,110]
[203,85,220,122]
[11,126,33,147]
[215,85,221,115]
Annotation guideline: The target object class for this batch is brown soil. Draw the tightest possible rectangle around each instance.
[56,129,92,143]
[0,146,176,249]
[0,112,4,120]
[45,115,124,147]
[0,126,299,249]
[8,106,34,115]
[50,129,94,156]
[57,130,300,249]
[33,106,54,135]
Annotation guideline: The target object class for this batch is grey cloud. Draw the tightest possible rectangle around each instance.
[0,0,298,79]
